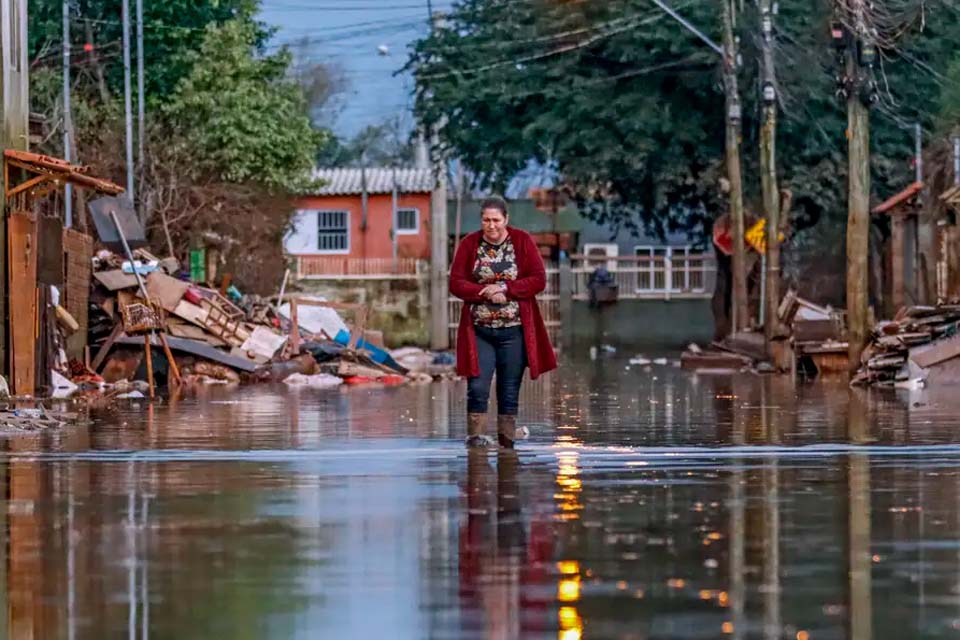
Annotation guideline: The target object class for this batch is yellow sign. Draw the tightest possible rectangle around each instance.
[745,219,784,254]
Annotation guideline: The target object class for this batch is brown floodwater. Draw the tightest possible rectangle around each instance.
[1,353,960,639]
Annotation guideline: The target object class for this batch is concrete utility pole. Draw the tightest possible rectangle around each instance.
[63,0,73,228]
[721,0,748,332]
[427,10,450,350]
[759,0,780,355]
[845,1,872,370]
[136,0,145,169]
[121,0,135,204]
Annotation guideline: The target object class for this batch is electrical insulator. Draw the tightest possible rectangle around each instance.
[762,16,773,36]
[763,82,776,103]
[728,101,742,124]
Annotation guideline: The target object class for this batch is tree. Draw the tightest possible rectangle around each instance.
[317,116,416,167]
[409,0,960,304]
[29,0,265,101]
[163,18,326,191]
[27,6,330,293]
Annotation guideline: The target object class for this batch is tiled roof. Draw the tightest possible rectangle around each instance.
[310,167,435,195]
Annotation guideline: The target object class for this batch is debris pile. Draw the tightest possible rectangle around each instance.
[852,305,960,387]
[82,258,456,395]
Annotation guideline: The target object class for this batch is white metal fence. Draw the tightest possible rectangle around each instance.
[293,256,424,280]
[570,253,715,300]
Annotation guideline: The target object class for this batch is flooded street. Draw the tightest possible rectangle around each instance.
[3,355,960,639]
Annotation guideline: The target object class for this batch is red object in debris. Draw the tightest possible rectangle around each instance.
[343,376,375,385]
[83,43,94,52]
[183,288,204,306]
[379,374,406,386]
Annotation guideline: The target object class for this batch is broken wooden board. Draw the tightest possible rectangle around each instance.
[793,319,840,343]
[166,320,227,347]
[337,361,390,379]
[171,299,250,348]
[910,333,960,370]
[94,269,139,291]
[37,215,64,286]
[8,213,37,395]
[114,335,258,372]
[145,272,190,312]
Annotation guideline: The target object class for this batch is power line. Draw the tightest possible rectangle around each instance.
[417,8,679,81]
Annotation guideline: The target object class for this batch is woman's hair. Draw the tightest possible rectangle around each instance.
[479,196,509,218]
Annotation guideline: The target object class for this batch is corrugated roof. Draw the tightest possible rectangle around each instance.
[310,167,435,195]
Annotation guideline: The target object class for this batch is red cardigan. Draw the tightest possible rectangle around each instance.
[449,227,558,380]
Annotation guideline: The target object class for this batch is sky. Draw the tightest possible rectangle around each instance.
[258,0,456,139]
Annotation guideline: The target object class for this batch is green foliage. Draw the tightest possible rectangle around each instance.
[163,18,326,190]
[409,0,960,241]
[29,0,265,101]
[938,54,960,130]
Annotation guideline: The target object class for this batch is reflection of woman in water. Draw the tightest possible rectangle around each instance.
[458,451,551,637]
[450,197,558,448]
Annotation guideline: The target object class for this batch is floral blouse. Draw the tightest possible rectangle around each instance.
[471,237,521,328]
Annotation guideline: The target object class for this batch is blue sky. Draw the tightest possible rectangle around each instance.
[258,1,456,139]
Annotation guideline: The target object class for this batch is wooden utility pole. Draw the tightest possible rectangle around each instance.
[0,0,30,378]
[721,0,748,332]
[759,0,780,354]
[845,2,872,370]
[428,11,450,350]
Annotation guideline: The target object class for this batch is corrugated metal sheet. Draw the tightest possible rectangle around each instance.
[310,167,435,195]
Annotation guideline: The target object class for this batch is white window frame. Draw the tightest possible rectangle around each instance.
[395,207,420,235]
[315,209,350,255]
[634,245,696,292]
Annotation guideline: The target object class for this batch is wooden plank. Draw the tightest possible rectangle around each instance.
[145,272,189,312]
[91,322,124,372]
[93,269,139,291]
[36,216,63,285]
[910,333,960,369]
[8,214,37,395]
[166,321,227,347]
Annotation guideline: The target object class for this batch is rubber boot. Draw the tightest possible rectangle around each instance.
[497,414,517,449]
[466,412,494,447]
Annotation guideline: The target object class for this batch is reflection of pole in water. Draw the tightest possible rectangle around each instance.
[729,466,745,640]
[847,454,872,640]
[763,461,780,640]
[141,494,150,640]
[68,461,76,640]
[128,461,137,640]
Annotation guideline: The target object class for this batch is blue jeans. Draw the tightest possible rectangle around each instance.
[467,325,527,415]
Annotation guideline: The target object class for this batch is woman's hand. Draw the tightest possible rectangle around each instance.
[489,293,507,305]
[479,284,505,299]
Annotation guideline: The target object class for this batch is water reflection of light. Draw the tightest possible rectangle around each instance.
[557,561,580,575]
[558,576,580,602]
[555,450,582,520]
[558,606,582,640]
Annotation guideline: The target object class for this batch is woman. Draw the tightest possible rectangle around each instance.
[449,196,557,448]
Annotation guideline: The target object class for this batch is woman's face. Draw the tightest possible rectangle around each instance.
[481,208,509,242]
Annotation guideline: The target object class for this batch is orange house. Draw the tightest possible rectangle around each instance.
[286,167,435,276]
